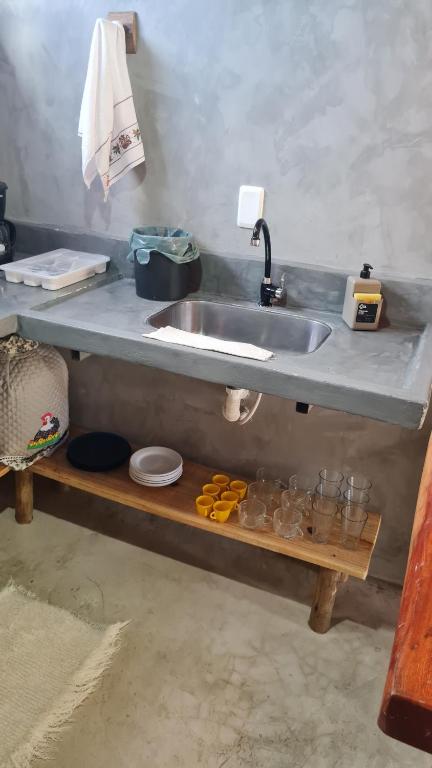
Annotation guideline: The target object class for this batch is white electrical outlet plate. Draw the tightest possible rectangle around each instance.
[237,185,264,228]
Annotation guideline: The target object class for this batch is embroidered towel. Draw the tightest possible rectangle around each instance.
[78,18,144,199]
[144,327,274,361]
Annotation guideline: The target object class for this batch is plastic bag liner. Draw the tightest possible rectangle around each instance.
[127,226,199,265]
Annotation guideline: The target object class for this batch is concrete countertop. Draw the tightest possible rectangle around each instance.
[2,271,431,430]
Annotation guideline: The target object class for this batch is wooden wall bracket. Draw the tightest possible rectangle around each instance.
[107,11,137,53]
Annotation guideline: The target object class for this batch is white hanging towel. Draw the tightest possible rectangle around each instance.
[78,18,144,199]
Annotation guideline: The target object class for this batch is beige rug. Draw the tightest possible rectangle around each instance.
[0,581,128,768]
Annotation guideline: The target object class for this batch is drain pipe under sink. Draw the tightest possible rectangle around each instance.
[223,386,263,426]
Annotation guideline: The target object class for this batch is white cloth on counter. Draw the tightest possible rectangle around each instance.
[144,326,274,361]
[78,18,144,199]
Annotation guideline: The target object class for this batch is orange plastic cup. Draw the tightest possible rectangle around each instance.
[230,480,247,500]
[212,474,230,493]
[210,500,232,523]
[195,495,214,517]
[202,483,220,500]
[221,490,240,512]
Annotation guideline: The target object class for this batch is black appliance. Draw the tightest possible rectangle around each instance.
[0,182,16,265]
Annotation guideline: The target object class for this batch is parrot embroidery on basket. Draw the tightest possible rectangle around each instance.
[27,412,61,451]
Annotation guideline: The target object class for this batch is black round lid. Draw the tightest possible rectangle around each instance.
[67,432,131,472]
[0,182,7,193]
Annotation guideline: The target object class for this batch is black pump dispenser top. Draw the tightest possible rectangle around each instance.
[360,263,373,279]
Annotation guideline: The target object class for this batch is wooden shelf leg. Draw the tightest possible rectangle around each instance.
[15,470,34,525]
[309,567,348,634]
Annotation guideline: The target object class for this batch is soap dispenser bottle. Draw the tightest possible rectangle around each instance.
[342,263,383,330]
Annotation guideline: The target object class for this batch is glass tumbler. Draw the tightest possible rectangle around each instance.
[311,498,338,544]
[341,504,368,550]
[273,506,303,540]
[238,498,267,530]
[315,483,341,501]
[319,469,344,487]
[287,473,315,516]
[343,488,370,507]
[346,473,372,492]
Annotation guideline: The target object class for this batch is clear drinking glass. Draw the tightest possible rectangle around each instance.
[343,488,370,507]
[281,488,311,519]
[311,498,338,544]
[287,473,315,516]
[238,498,267,529]
[346,473,372,492]
[256,467,284,484]
[273,507,303,540]
[319,469,344,486]
[315,483,341,501]
[248,480,282,520]
[281,489,299,508]
[256,466,268,482]
[340,504,368,550]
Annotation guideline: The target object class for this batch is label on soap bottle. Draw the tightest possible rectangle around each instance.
[356,302,378,323]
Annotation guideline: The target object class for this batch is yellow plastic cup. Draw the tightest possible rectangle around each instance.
[202,483,220,499]
[212,474,230,493]
[230,480,247,500]
[210,500,232,523]
[195,495,214,517]
[221,490,240,512]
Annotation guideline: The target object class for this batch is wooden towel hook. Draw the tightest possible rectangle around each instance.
[107,11,137,53]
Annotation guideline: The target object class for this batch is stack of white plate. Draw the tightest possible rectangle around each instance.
[129,446,183,487]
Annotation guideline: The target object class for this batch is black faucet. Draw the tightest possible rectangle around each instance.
[250,218,284,307]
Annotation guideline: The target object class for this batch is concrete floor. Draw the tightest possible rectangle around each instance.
[0,505,428,768]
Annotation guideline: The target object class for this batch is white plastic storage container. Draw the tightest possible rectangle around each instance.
[0,249,110,290]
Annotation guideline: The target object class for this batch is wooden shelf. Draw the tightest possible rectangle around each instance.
[13,429,382,632]
[30,432,380,580]
[0,465,10,479]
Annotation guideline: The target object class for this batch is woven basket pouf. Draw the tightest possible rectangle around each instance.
[0,335,69,470]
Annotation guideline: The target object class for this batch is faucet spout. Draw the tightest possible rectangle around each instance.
[251,218,272,280]
[249,218,284,307]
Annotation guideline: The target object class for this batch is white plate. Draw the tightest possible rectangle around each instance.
[129,469,182,487]
[129,465,183,482]
[129,472,182,485]
[130,446,182,477]
[129,471,182,485]
[130,465,183,478]
[129,469,182,482]
[129,465,183,479]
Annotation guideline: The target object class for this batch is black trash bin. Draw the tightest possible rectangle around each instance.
[129,226,201,301]
[0,181,16,265]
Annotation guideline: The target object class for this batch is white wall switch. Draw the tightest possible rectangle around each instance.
[237,185,264,228]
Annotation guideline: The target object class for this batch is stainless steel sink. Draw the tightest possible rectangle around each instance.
[148,300,331,354]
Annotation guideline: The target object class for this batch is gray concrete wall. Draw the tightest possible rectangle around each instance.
[1,0,432,276]
[67,353,430,584]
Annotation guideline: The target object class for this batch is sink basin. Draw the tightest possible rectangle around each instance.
[148,300,331,354]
